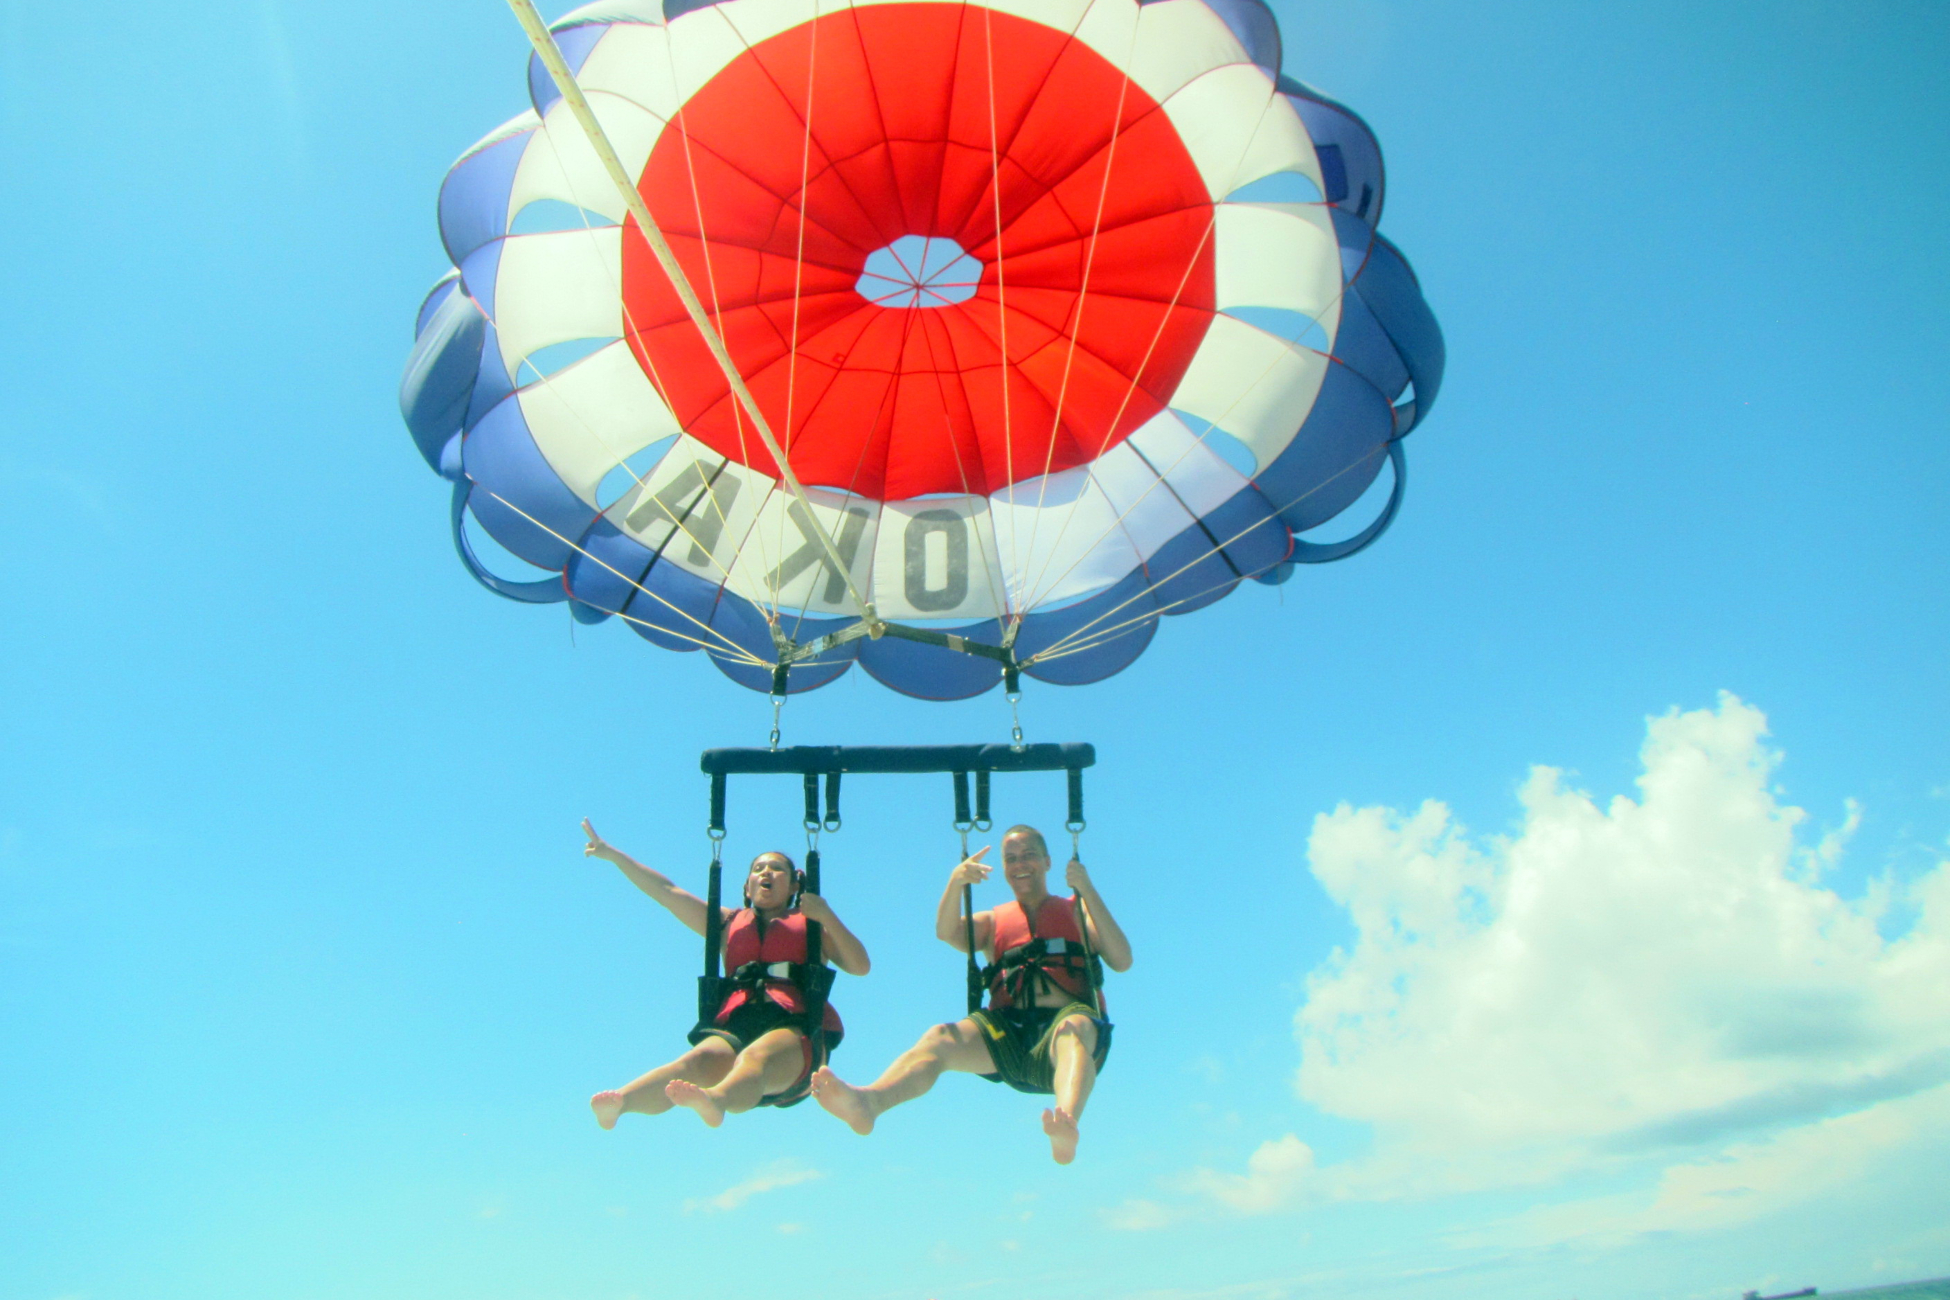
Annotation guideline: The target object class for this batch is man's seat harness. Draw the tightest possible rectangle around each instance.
[981,925,1105,1011]
[955,767,1111,1029]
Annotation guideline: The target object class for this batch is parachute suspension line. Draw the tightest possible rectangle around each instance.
[662,27,784,598]
[510,120,792,627]
[1018,87,1288,613]
[520,124,762,603]
[770,0,823,622]
[1014,211,1220,614]
[905,305,1014,637]
[953,770,982,1015]
[506,0,879,631]
[477,488,768,663]
[697,0,908,643]
[982,7,1020,630]
[1018,6,1139,607]
[1022,439,1402,666]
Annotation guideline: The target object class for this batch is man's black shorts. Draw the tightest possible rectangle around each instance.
[969,1001,1112,1095]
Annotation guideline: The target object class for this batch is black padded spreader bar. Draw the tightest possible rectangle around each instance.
[700,743,1094,777]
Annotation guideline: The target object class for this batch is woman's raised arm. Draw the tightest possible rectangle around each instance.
[582,818,718,937]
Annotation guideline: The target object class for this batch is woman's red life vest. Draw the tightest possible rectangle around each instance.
[716,908,843,1034]
[986,895,1102,1012]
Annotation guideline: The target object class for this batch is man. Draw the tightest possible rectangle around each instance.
[812,824,1131,1163]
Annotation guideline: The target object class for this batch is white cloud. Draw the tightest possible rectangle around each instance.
[1179,1134,1317,1214]
[683,1160,822,1213]
[1180,695,1950,1220]
[1447,1080,1950,1251]
[1102,1198,1178,1231]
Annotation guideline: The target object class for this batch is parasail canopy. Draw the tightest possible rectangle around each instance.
[401,0,1445,700]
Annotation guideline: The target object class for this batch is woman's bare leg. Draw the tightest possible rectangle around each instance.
[666,1028,808,1127]
[1041,1015,1099,1164]
[811,1019,996,1135]
[591,1039,735,1128]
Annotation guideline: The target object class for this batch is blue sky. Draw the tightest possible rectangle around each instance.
[3,2,1948,1298]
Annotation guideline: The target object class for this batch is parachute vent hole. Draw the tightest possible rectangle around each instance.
[1222,306,1330,353]
[510,199,619,234]
[596,436,679,510]
[856,236,983,309]
[1224,171,1325,206]
[516,337,619,385]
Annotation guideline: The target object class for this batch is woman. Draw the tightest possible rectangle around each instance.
[582,819,870,1128]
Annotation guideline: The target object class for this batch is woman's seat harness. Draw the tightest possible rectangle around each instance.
[690,906,838,1107]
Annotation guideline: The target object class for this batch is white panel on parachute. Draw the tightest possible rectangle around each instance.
[664,2,772,106]
[721,482,881,617]
[1163,62,1319,200]
[990,466,1141,611]
[1213,201,1344,331]
[1124,0,1253,106]
[509,91,666,224]
[709,0,834,56]
[871,496,1008,622]
[570,24,683,122]
[608,441,766,584]
[492,227,624,371]
[517,341,684,503]
[1165,313,1329,469]
[975,0,1095,37]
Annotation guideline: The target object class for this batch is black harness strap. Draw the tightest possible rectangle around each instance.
[953,771,982,1014]
[982,927,1102,1007]
[698,866,725,1023]
[1071,894,1107,1018]
[797,846,835,1043]
[697,773,729,1023]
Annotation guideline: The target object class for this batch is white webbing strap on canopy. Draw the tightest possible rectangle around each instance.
[505,0,880,631]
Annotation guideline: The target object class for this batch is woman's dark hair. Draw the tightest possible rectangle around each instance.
[749,850,797,874]
[743,851,802,908]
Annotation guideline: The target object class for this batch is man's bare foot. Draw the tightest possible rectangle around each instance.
[590,1090,626,1130]
[811,1066,876,1135]
[665,1079,726,1128]
[1042,1107,1079,1164]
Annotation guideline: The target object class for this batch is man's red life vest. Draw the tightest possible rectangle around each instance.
[986,895,1102,1012]
[716,908,843,1033]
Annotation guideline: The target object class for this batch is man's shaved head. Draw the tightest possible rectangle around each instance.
[1002,825,1048,857]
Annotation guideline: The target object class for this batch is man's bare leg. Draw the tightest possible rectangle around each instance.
[1041,1015,1099,1164]
[666,1029,807,1127]
[590,1039,734,1128]
[813,1019,997,1135]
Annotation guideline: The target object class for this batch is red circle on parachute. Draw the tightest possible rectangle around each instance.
[619,2,1217,501]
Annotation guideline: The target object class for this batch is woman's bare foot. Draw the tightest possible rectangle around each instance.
[811,1067,876,1135]
[1042,1107,1079,1164]
[665,1079,726,1127]
[590,1090,627,1130]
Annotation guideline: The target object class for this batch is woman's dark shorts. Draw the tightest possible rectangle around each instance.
[687,1001,840,1108]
